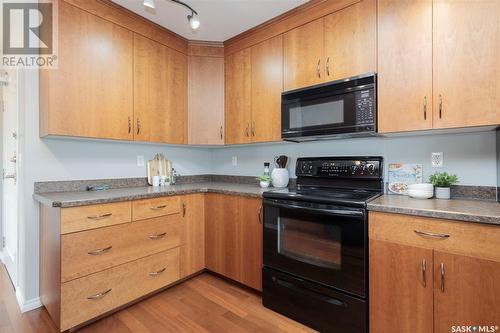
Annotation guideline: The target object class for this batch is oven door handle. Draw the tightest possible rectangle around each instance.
[266,201,364,217]
[274,277,347,308]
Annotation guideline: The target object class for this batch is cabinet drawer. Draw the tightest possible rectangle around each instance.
[60,248,180,331]
[369,212,500,261]
[61,214,181,282]
[132,196,181,221]
[61,201,132,234]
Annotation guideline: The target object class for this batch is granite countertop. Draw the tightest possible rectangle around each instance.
[34,182,271,208]
[367,195,500,225]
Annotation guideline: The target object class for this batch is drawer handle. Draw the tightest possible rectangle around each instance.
[414,230,450,239]
[87,288,112,300]
[150,205,167,210]
[87,246,112,255]
[148,267,167,277]
[149,232,166,240]
[87,213,113,220]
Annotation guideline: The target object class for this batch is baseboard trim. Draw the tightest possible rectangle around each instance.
[15,288,43,313]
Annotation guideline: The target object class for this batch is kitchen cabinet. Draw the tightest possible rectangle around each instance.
[225,49,252,144]
[205,193,263,290]
[378,0,500,133]
[369,212,500,333]
[39,1,134,140]
[180,194,205,278]
[188,50,225,145]
[323,0,376,81]
[377,0,433,133]
[134,34,187,144]
[283,0,376,91]
[432,0,500,129]
[250,35,283,143]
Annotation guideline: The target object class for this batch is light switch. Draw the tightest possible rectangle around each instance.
[137,155,145,167]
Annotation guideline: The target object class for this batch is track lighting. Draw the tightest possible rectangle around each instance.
[143,0,200,30]
[143,0,155,9]
[187,12,200,30]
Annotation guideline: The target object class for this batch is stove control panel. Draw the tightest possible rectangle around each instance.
[296,157,382,179]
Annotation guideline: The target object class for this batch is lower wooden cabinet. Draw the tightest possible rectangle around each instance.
[205,193,263,290]
[180,194,206,277]
[369,212,500,333]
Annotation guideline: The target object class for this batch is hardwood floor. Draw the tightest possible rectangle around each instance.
[0,265,316,332]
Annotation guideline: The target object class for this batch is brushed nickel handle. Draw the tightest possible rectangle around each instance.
[421,258,427,288]
[440,263,445,292]
[87,213,113,220]
[150,205,167,210]
[414,230,450,239]
[148,267,167,277]
[136,118,141,135]
[220,125,223,140]
[182,203,186,217]
[128,116,131,134]
[438,94,443,119]
[251,121,256,137]
[258,205,263,224]
[326,57,330,76]
[316,59,321,78]
[149,232,166,240]
[423,96,427,120]
[88,246,112,255]
[87,288,112,300]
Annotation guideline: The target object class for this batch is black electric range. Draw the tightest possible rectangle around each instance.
[262,156,383,333]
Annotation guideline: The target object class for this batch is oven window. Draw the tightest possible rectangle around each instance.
[278,216,342,269]
[289,98,344,128]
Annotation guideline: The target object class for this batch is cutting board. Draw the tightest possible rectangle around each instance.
[147,154,172,185]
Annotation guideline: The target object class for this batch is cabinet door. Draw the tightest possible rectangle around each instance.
[180,194,205,278]
[434,251,500,333]
[324,0,376,81]
[377,0,433,133]
[225,49,252,144]
[188,56,224,145]
[433,0,500,129]
[40,1,133,140]
[283,18,324,91]
[369,240,434,333]
[165,49,188,144]
[205,194,241,281]
[251,35,283,143]
[239,197,263,291]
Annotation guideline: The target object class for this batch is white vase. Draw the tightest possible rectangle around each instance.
[435,187,451,199]
[271,168,289,188]
[259,180,270,188]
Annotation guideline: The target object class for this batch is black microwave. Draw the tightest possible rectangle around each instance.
[281,73,376,142]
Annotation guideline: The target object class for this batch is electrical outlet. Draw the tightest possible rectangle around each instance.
[232,156,238,166]
[137,155,145,167]
[431,152,443,167]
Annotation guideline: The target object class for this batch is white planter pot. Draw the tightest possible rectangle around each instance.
[259,180,270,188]
[435,187,451,199]
[271,168,289,188]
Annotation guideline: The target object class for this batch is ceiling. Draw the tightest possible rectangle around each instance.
[111,0,309,42]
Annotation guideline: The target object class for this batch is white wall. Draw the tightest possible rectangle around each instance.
[211,132,498,186]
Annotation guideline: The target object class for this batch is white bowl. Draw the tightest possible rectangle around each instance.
[408,189,434,199]
[408,183,434,191]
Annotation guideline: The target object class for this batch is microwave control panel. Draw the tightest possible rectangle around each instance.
[355,89,375,125]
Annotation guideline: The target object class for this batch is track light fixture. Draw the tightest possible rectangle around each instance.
[143,0,200,30]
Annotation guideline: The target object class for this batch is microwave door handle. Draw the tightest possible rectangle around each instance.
[267,201,364,217]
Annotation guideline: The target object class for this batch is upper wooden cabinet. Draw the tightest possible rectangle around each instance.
[377,0,433,133]
[225,49,252,145]
[432,0,500,129]
[134,34,187,144]
[188,45,225,145]
[40,1,134,140]
[283,0,376,91]
[378,0,500,133]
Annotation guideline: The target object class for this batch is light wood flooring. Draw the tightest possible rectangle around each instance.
[0,265,316,332]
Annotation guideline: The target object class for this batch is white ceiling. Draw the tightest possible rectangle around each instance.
[111,0,309,42]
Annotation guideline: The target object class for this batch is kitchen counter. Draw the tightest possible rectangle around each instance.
[367,195,500,226]
[34,182,271,208]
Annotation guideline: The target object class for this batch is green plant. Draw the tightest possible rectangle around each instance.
[256,174,271,182]
[429,172,459,187]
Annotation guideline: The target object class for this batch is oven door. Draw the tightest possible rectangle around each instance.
[263,198,367,297]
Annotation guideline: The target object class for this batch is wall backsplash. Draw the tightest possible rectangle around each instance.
[211,131,497,187]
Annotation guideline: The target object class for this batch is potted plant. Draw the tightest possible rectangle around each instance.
[256,174,272,188]
[429,172,459,199]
